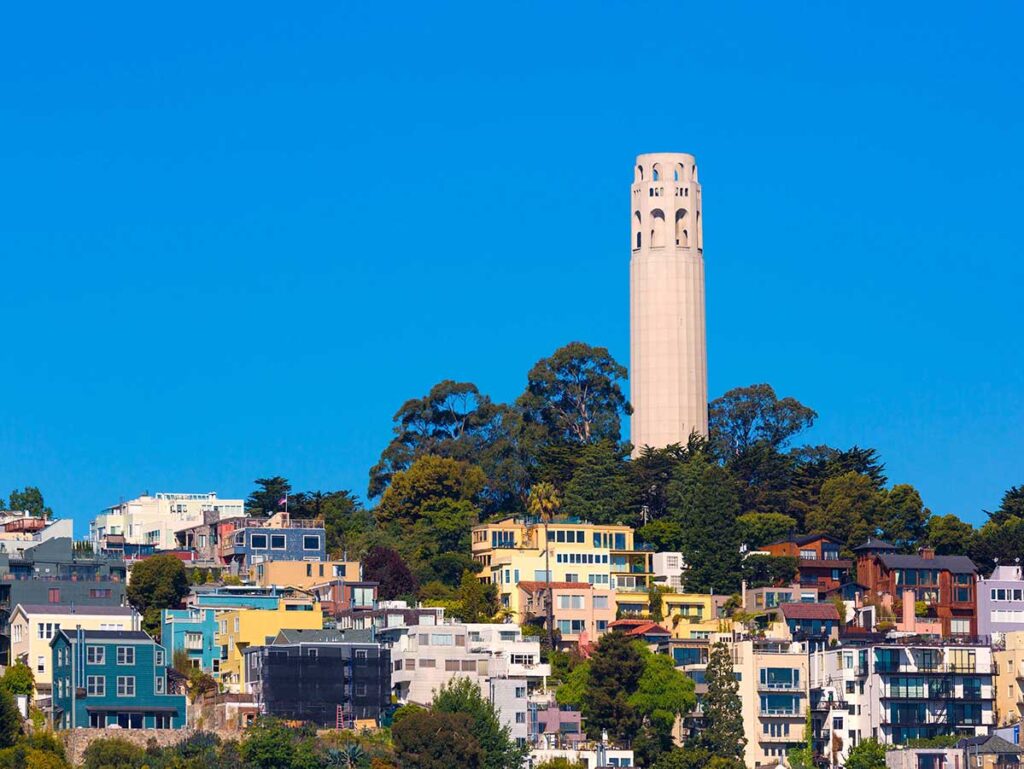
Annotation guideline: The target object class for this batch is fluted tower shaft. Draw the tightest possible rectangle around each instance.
[629,152,708,453]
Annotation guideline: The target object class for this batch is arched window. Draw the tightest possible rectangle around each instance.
[692,164,698,181]
[673,169,679,182]
[696,211,701,248]
[651,209,666,248]
[635,165,644,182]
[677,163,686,182]
[636,231,641,249]
[652,163,662,183]
[633,211,642,250]
[675,209,688,246]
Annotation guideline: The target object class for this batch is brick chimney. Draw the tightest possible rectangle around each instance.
[918,547,935,560]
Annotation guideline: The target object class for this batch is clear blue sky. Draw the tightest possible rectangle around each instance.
[1,3,1021,533]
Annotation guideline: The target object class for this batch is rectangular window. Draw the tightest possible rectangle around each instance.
[117,646,135,665]
[87,646,106,665]
[89,712,105,728]
[251,533,268,549]
[594,595,609,609]
[37,656,45,673]
[429,634,454,646]
[303,535,320,551]
[270,534,286,549]
[117,676,136,696]
[86,676,105,696]
[515,712,526,723]
[49,588,61,603]
[419,659,436,668]
[155,649,164,666]
[445,660,461,671]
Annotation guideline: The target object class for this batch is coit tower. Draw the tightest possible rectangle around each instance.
[629,152,708,454]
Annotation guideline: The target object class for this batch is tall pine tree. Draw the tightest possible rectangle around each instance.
[701,642,746,762]
[668,458,741,594]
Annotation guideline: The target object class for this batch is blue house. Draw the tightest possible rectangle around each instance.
[224,525,326,574]
[160,608,219,677]
[189,585,307,611]
[50,629,186,730]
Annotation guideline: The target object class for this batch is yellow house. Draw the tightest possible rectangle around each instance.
[610,590,725,639]
[214,603,324,691]
[9,604,140,699]
[471,517,654,618]
[248,559,361,589]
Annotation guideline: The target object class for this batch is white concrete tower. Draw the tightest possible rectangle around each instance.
[629,152,707,453]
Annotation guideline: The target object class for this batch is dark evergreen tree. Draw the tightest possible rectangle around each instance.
[987,485,1024,525]
[583,631,645,742]
[668,458,742,594]
[561,440,633,525]
[701,642,746,762]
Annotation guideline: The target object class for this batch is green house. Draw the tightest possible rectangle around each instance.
[50,628,186,730]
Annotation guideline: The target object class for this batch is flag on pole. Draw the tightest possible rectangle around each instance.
[277,496,288,508]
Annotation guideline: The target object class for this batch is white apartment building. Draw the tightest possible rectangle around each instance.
[390,622,551,745]
[89,492,244,550]
[652,552,686,589]
[810,641,995,768]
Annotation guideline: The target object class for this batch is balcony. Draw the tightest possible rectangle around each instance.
[759,707,804,718]
[758,682,803,693]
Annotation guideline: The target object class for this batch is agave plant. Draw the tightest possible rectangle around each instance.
[325,744,368,769]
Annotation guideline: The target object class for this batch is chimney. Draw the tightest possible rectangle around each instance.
[918,547,935,561]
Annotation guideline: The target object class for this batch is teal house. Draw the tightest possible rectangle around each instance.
[160,608,219,677]
[50,628,186,730]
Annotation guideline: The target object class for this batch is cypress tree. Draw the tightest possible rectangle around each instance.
[701,642,746,762]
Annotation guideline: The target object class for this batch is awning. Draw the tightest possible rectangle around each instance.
[85,706,181,714]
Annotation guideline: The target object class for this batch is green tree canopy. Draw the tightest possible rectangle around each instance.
[739,554,799,588]
[517,342,631,446]
[924,513,975,555]
[392,709,483,769]
[0,662,34,697]
[368,380,506,497]
[375,455,485,528]
[987,484,1024,525]
[805,471,884,550]
[581,631,645,741]
[0,687,21,750]
[7,487,52,518]
[735,512,798,549]
[81,737,146,769]
[636,519,685,552]
[431,677,527,769]
[845,738,887,769]
[708,384,817,457]
[246,476,291,517]
[125,554,189,636]
[877,484,930,550]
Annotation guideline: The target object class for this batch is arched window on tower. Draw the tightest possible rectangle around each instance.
[636,231,642,249]
[675,209,688,247]
[635,165,644,183]
[677,163,686,182]
[651,209,666,248]
[696,211,701,249]
[633,211,642,250]
[652,169,660,182]
[692,164,698,181]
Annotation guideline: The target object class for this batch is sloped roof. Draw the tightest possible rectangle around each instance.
[767,534,842,547]
[957,735,1022,754]
[609,619,671,637]
[15,604,135,616]
[780,602,840,621]
[877,553,977,573]
[853,537,897,552]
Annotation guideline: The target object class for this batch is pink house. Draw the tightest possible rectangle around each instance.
[517,581,615,646]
